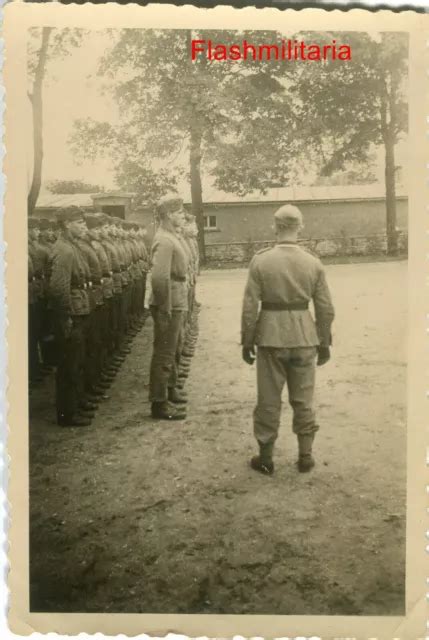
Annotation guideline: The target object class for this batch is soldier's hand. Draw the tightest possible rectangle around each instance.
[242,346,256,365]
[317,345,330,366]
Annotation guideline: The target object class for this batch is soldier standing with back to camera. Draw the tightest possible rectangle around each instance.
[149,194,189,421]
[241,205,335,475]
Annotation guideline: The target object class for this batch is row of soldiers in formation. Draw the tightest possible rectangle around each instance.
[28,199,200,426]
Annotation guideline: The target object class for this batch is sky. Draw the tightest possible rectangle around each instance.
[29,28,408,196]
[29,30,118,192]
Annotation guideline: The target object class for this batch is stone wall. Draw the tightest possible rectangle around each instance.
[205,232,408,266]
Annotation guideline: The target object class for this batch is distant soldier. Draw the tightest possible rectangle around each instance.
[149,195,189,420]
[28,218,47,384]
[49,206,91,427]
[114,218,133,355]
[241,205,335,474]
[99,215,124,365]
[37,218,56,369]
[135,223,150,319]
[75,220,108,404]
[85,213,115,377]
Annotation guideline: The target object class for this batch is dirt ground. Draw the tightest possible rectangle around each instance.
[29,261,407,615]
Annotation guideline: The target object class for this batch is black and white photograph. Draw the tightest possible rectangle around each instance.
[4,4,428,638]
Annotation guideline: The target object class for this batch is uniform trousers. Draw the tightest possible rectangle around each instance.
[111,295,121,350]
[54,314,87,422]
[254,346,319,444]
[119,285,131,343]
[149,308,184,402]
[40,305,57,367]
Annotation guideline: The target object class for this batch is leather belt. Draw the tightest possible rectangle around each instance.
[171,275,186,282]
[261,301,309,311]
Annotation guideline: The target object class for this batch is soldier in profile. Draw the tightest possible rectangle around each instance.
[149,194,189,421]
[241,204,335,475]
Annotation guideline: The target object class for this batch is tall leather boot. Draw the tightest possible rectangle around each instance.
[297,433,315,473]
[250,440,274,475]
[168,387,188,404]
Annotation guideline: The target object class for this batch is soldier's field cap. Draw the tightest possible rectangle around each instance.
[38,218,50,230]
[274,204,303,227]
[55,205,86,224]
[85,213,103,229]
[157,194,184,218]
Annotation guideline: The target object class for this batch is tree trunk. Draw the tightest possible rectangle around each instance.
[28,27,52,218]
[189,121,205,262]
[384,130,397,255]
[381,75,398,256]
[186,29,206,263]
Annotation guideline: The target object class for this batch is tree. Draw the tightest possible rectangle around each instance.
[27,28,86,217]
[69,29,408,257]
[288,31,408,254]
[46,179,105,194]
[70,29,299,261]
[27,28,52,217]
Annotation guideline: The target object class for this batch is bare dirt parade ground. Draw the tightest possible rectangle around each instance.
[29,260,407,616]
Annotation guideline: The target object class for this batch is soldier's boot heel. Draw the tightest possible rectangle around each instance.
[250,441,274,476]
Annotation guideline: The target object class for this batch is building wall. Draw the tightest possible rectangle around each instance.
[203,198,408,245]
[205,231,408,266]
[92,195,133,219]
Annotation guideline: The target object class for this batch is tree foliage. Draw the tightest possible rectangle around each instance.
[69,28,408,255]
[46,179,105,194]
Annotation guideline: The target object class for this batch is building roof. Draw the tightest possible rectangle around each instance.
[36,193,96,209]
[92,191,135,200]
[36,183,407,211]
[36,191,135,210]
[183,183,407,205]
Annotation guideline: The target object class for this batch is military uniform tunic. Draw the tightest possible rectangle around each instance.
[149,227,189,403]
[241,242,335,444]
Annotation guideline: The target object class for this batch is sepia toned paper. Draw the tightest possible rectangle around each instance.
[3,3,429,637]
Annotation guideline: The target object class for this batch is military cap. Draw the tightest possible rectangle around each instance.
[274,204,303,228]
[28,217,40,229]
[54,205,86,224]
[156,194,184,218]
[37,218,50,230]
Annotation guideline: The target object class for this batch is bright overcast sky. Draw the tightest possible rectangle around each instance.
[31,29,407,194]
[31,30,118,191]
